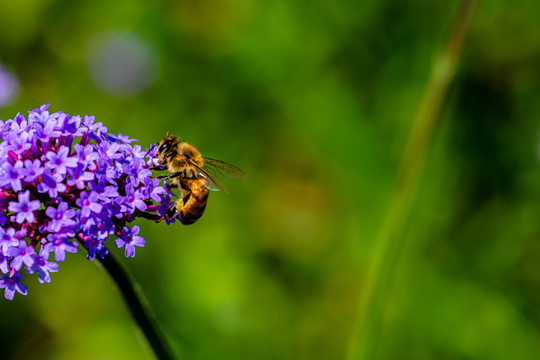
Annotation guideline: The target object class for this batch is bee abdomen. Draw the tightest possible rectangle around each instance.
[179,200,207,224]
[179,180,210,225]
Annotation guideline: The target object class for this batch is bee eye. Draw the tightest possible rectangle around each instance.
[159,142,169,153]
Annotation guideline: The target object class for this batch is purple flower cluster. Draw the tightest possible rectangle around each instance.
[0,104,174,300]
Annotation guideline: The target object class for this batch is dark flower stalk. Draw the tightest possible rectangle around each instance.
[0,104,178,357]
[93,248,177,360]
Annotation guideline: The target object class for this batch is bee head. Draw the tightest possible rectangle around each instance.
[157,134,181,163]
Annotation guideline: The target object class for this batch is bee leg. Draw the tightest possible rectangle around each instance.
[166,201,180,219]
[153,175,169,180]
[162,198,185,221]
[153,171,187,181]
[168,172,184,179]
[155,202,180,222]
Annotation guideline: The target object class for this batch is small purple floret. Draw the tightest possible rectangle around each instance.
[0,227,18,253]
[44,234,78,262]
[8,190,41,224]
[115,225,145,258]
[25,251,59,284]
[45,202,77,232]
[7,240,37,271]
[0,272,28,300]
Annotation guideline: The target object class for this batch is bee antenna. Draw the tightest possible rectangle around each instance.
[166,131,170,137]
[144,143,157,158]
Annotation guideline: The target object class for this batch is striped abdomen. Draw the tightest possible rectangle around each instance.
[179,179,210,225]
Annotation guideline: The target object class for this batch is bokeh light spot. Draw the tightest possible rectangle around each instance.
[0,63,20,108]
[86,31,159,98]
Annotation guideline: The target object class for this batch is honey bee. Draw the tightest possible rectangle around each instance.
[154,132,245,224]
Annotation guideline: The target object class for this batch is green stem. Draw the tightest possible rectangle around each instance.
[347,1,481,359]
[94,251,178,360]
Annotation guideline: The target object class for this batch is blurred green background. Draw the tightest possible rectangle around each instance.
[2,1,540,359]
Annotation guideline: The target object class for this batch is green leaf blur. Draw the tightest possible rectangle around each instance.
[1,1,540,359]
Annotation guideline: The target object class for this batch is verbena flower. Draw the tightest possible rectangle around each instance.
[115,225,145,258]
[0,104,175,300]
[0,272,27,300]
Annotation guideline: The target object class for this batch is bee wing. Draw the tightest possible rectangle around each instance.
[201,175,226,193]
[203,158,246,180]
[186,158,229,194]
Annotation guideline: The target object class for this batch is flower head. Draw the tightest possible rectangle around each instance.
[0,104,173,300]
